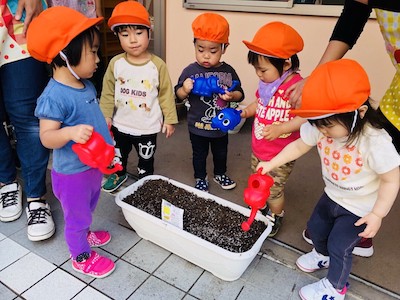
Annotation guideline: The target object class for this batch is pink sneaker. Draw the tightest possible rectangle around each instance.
[72,250,115,278]
[87,230,111,247]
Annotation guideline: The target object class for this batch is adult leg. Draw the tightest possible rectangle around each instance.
[0,99,16,184]
[0,58,49,199]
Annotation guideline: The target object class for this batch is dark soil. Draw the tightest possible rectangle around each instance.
[123,179,268,253]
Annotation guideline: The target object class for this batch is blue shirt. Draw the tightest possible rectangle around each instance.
[35,78,112,174]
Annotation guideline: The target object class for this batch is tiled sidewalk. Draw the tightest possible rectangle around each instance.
[0,178,398,300]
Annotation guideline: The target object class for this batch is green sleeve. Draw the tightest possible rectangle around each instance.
[99,57,117,119]
[152,55,178,125]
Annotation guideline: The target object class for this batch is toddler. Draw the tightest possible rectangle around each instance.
[257,59,400,299]
[100,1,178,192]
[241,22,306,237]
[175,13,244,192]
[28,7,115,278]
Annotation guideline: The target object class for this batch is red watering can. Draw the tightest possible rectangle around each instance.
[72,131,123,175]
[241,168,274,231]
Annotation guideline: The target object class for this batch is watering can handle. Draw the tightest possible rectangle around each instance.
[99,163,123,175]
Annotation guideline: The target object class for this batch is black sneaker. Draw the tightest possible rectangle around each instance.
[213,174,236,190]
[266,209,284,237]
[195,178,209,192]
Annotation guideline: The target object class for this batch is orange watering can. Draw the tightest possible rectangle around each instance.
[241,168,274,231]
[72,131,123,175]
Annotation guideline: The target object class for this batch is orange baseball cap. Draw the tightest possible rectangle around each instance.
[291,59,371,119]
[243,22,303,59]
[192,13,229,44]
[27,7,103,64]
[108,0,151,31]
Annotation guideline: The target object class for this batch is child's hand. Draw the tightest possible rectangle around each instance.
[162,124,175,138]
[71,125,94,144]
[354,213,382,239]
[182,78,194,95]
[105,117,112,128]
[218,90,234,101]
[256,162,273,174]
[262,124,283,141]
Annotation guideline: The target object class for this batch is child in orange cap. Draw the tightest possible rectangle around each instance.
[100,0,178,192]
[27,6,115,278]
[257,59,400,300]
[241,21,306,237]
[175,12,244,192]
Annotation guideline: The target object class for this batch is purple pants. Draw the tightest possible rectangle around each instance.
[51,168,103,259]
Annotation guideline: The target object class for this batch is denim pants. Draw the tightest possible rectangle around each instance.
[51,168,103,259]
[0,58,50,198]
[189,132,228,179]
[307,192,366,290]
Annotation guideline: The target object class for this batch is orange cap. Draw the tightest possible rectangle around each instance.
[243,22,303,59]
[27,7,103,64]
[291,59,371,119]
[192,13,229,44]
[108,0,151,31]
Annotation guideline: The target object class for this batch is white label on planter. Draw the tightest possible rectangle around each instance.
[161,199,184,229]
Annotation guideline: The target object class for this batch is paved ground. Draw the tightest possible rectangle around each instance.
[0,173,398,300]
[1,116,399,299]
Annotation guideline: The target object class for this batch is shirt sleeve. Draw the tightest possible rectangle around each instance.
[367,130,400,174]
[300,122,319,147]
[369,0,400,12]
[330,0,372,49]
[230,67,245,102]
[35,94,66,122]
[99,57,117,119]
[153,56,178,125]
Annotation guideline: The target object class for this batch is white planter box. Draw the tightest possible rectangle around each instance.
[115,175,272,281]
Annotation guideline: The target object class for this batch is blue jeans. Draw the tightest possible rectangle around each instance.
[307,192,366,290]
[0,58,50,198]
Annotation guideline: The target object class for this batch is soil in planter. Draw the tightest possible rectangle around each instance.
[123,179,268,253]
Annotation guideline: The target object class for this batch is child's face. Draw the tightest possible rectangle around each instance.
[74,35,100,79]
[315,121,349,139]
[253,56,283,83]
[118,26,150,60]
[194,39,225,68]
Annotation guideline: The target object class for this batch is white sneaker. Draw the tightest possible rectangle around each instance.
[296,248,330,273]
[0,182,22,222]
[299,277,348,300]
[26,202,55,241]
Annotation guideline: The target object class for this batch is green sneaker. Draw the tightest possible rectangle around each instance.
[102,174,127,193]
[266,209,284,237]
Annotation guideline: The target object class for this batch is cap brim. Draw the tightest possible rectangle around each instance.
[243,40,283,59]
[291,108,354,119]
[108,16,151,31]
